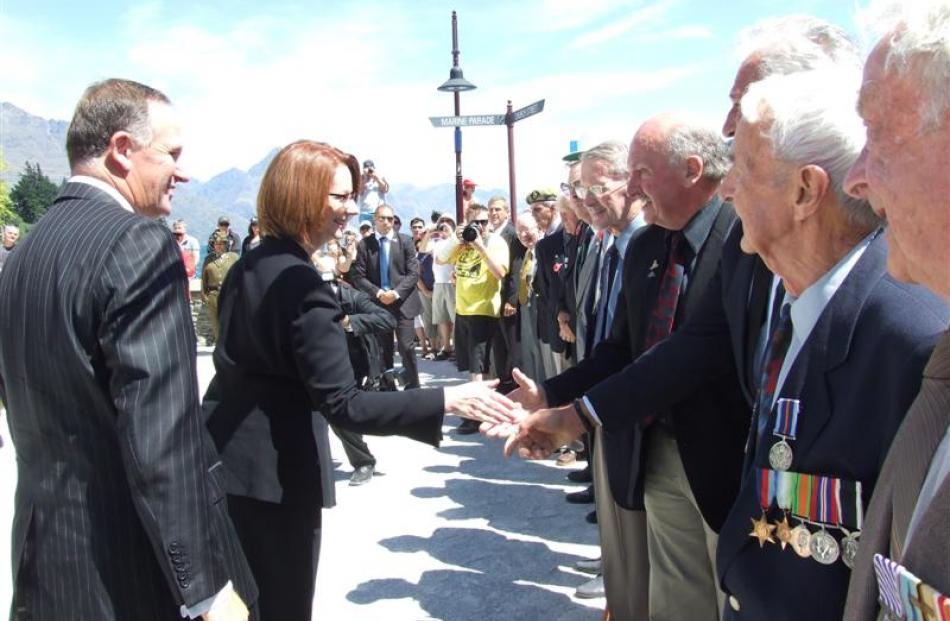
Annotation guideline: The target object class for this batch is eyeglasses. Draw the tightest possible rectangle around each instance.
[574,180,625,200]
[560,182,579,198]
[376,215,395,222]
[471,219,489,226]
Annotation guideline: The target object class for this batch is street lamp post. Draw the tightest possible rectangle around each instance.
[437,10,476,224]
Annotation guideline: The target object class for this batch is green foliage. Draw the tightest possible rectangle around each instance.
[11,162,58,223]
[0,154,21,228]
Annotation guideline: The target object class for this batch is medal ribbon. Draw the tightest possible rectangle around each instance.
[761,469,864,531]
[873,553,904,618]
[772,398,800,439]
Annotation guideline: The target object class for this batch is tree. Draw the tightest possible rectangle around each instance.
[0,152,20,227]
[11,162,58,223]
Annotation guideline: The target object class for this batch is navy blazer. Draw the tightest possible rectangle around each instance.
[351,232,422,319]
[545,202,747,528]
[534,225,569,353]
[716,232,949,621]
[203,237,444,513]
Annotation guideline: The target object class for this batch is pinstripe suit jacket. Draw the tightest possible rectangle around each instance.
[844,329,950,621]
[0,182,256,620]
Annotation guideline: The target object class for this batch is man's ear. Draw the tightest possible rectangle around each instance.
[105,131,136,175]
[684,155,704,186]
[792,164,829,222]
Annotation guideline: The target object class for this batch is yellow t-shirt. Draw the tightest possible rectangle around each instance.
[448,234,510,317]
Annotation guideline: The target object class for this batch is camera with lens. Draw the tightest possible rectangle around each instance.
[461,223,480,242]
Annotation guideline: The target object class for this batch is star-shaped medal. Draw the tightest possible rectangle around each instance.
[749,513,776,548]
[774,514,793,550]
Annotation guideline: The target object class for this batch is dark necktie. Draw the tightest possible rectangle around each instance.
[379,237,391,290]
[644,232,691,349]
[753,283,791,445]
[594,244,620,345]
[745,257,774,391]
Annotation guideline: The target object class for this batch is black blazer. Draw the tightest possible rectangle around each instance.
[0,182,257,618]
[716,232,948,621]
[545,201,748,530]
[534,225,569,352]
[351,232,422,319]
[202,237,444,513]
[339,281,397,384]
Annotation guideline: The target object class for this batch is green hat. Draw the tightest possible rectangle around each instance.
[526,188,559,204]
[211,230,230,245]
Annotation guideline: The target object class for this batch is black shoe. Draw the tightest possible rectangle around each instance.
[349,465,374,486]
[455,419,480,435]
[434,350,450,361]
[567,467,592,483]
[585,510,598,524]
[566,486,594,504]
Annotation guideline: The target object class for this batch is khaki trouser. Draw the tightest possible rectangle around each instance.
[643,426,723,621]
[593,427,650,621]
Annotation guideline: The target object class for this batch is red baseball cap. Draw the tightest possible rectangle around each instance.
[462,179,477,188]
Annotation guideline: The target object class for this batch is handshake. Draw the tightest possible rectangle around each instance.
[447,368,589,460]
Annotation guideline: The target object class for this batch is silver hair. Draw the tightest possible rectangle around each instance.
[581,140,629,177]
[737,15,862,76]
[859,0,950,127]
[487,195,509,211]
[516,210,539,230]
[740,69,881,231]
[667,124,733,181]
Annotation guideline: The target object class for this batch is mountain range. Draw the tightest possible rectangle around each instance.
[0,102,511,239]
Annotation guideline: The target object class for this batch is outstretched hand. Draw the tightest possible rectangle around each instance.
[505,368,548,412]
[502,404,586,460]
[444,380,525,426]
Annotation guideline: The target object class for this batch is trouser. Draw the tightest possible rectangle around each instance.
[205,292,220,341]
[331,425,376,469]
[643,426,723,621]
[228,495,321,621]
[379,315,419,388]
[592,426,650,621]
[491,312,520,392]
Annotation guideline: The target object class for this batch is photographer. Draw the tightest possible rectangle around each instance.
[435,204,509,433]
[424,218,457,361]
[358,159,389,220]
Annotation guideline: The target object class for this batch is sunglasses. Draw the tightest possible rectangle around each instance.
[376,215,395,222]
[471,219,489,226]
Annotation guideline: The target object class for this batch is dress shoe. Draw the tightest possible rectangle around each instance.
[567,467,592,483]
[455,419,480,435]
[349,465,374,486]
[574,558,602,575]
[566,486,594,504]
[575,574,605,599]
[585,510,598,524]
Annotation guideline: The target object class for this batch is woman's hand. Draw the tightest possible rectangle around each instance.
[443,380,525,426]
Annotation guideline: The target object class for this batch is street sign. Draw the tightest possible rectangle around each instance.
[429,114,506,128]
[510,99,545,123]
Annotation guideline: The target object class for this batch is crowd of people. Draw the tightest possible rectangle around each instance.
[0,3,948,621]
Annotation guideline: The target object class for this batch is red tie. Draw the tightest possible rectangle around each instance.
[644,232,689,349]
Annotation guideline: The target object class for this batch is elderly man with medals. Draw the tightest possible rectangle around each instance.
[713,67,948,620]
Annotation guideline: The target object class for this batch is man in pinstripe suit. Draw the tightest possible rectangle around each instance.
[0,79,255,620]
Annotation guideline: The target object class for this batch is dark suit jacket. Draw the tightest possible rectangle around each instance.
[351,232,422,319]
[339,281,397,385]
[844,330,950,621]
[202,237,443,514]
[574,230,601,363]
[545,201,747,529]
[497,221,526,309]
[715,233,948,621]
[534,225,568,352]
[0,182,256,618]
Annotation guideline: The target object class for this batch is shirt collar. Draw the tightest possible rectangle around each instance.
[69,175,134,213]
[544,214,562,236]
[375,230,395,242]
[612,211,648,258]
[680,195,722,256]
[787,231,875,343]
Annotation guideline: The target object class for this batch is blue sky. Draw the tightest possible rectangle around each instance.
[1,0,864,191]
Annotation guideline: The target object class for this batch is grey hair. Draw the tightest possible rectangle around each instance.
[740,69,881,231]
[859,0,950,127]
[667,124,733,181]
[737,15,862,76]
[487,195,509,211]
[516,210,539,230]
[581,140,629,177]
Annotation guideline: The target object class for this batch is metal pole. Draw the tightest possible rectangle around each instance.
[451,12,464,224]
[506,100,517,225]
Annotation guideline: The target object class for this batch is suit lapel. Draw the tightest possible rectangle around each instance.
[770,233,887,465]
[626,227,666,354]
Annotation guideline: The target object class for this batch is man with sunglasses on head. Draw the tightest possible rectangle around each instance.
[436,203,510,433]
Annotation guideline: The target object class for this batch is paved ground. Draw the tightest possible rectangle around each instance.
[0,350,605,620]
